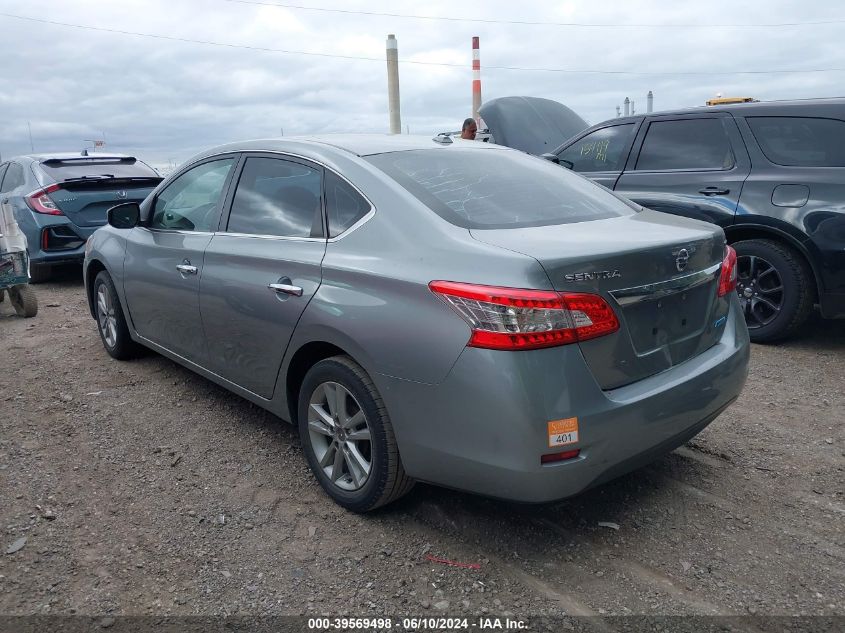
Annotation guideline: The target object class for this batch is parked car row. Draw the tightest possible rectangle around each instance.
[82,135,750,511]
[480,96,845,342]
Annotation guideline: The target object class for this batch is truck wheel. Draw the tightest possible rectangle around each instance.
[298,355,414,512]
[732,239,814,343]
[9,285,38,318]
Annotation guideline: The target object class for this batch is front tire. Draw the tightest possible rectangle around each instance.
[298,356,414,512]
[93,271,141,360]
[732,239,814,343]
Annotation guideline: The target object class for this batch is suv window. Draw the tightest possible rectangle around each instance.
[636,118,735,171]
[227,157,323,238]
[325,171,370,237]
[557,124,636,172]
[367,149,635,230]
[152,158,235,232]
[746,116,845,167]
[0,163,26,193]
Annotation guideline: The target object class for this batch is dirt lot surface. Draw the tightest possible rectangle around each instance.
[1,269,843,620]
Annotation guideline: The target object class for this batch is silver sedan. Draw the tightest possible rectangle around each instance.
[84,135,749,511]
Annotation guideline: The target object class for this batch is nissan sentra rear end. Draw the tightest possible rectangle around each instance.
[366,146,750,502]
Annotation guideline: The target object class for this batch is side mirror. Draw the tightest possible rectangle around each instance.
[560,159,574,170]
[540,153,560,164]
[107,202,140,229]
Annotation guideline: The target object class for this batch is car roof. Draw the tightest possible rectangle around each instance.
[200,134,510,160]
[602,97,845,126]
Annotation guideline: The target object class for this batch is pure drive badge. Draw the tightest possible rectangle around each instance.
[564,270,622,282]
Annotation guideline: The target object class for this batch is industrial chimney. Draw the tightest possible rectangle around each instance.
[624,97,630,117]
[386,34,401,134]
[647,90,654,113]
[472,36,482,123]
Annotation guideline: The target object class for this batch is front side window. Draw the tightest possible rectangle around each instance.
[557,124,636,172]
[636,119,735,171]
[151,158,235,232]
[227,157,323,238]
[746,116,845,167]
[325,171,370,237]
[367,149,635,230]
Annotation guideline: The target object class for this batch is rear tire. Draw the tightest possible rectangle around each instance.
[732,239,814,343]
[9,285,38,318]
[93,271,142,360]
[298,355,414,512]
[28,264,52,284]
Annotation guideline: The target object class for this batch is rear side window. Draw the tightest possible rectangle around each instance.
[557,124,636,172]
[227,157,323,238]
[636,119,735,171]
[325,171,370,237]
[0,163,26,192]
[366,149,635,230]
[39,158,159,181]
[746,116,845,167]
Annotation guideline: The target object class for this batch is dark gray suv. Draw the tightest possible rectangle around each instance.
[554,99,845,342]
[485,98,845,342]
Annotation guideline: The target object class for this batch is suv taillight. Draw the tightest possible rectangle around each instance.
[25,184,63,215]
[718,246,738,297]
[429,281,620,351]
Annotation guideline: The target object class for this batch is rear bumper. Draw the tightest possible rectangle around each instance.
[23,217,98,266]
[377,297,750,503]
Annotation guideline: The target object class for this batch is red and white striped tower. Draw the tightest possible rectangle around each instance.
[472,36,482,122]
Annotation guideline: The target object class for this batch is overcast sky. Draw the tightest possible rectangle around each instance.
[1,0,843,167]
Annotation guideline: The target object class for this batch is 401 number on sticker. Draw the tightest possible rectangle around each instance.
[548,417,579,447]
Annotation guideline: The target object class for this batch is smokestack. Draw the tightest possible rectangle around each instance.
[386,34,401,134]
[647,90,653,113]
[472,36,482,122]
[623,97,630,117]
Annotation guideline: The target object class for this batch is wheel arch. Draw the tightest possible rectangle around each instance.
[724,223,820,300]
[85,258,108,318]
[285,340,356,425]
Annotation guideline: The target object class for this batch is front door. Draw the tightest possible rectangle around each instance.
[555,120,640,189]
[613,114,751,227]
[123,156,237,363]
[200,154,327,398]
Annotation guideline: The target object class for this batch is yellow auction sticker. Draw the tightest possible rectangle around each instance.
[548,417,579,448]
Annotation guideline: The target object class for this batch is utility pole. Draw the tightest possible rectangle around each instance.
[386,34,401,134]
[27,122,34,152]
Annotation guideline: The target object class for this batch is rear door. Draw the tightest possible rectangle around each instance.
[123,156,238,363]
[200,154,327,398]
[555,120,641,189]
[614,114,750,226]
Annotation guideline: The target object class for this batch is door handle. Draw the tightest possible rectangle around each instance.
[699,187,730,196]
[268,282,303,297]
[176,263,198,275]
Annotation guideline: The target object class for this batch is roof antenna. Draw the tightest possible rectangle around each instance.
[432,133,453,144]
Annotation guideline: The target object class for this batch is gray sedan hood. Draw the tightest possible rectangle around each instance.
[479,96,588,155]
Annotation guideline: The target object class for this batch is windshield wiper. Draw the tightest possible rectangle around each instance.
[61,175,116,182]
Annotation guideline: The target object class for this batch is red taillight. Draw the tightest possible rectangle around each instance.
[541,449,580,464]
[429,281,619,351]
[26,184,63,215]
[718,246,738,297]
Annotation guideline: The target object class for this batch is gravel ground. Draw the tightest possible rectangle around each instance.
[1,267,843,619]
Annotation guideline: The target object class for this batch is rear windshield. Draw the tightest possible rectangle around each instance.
[746,116,845,167]
[39,158,159,181]
[366,149,635,229]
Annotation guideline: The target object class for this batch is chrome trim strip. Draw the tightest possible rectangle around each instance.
[609,263,721,306]
[214,232,325,243]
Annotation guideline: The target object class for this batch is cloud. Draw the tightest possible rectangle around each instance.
[0,0,843,168]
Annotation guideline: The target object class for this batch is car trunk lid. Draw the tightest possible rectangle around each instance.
[47,178,161,227]
[470,210,731,389]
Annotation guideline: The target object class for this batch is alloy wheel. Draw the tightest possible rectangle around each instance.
[735,255,784,329]
[307,381,372,491]
[97,284,118,349]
